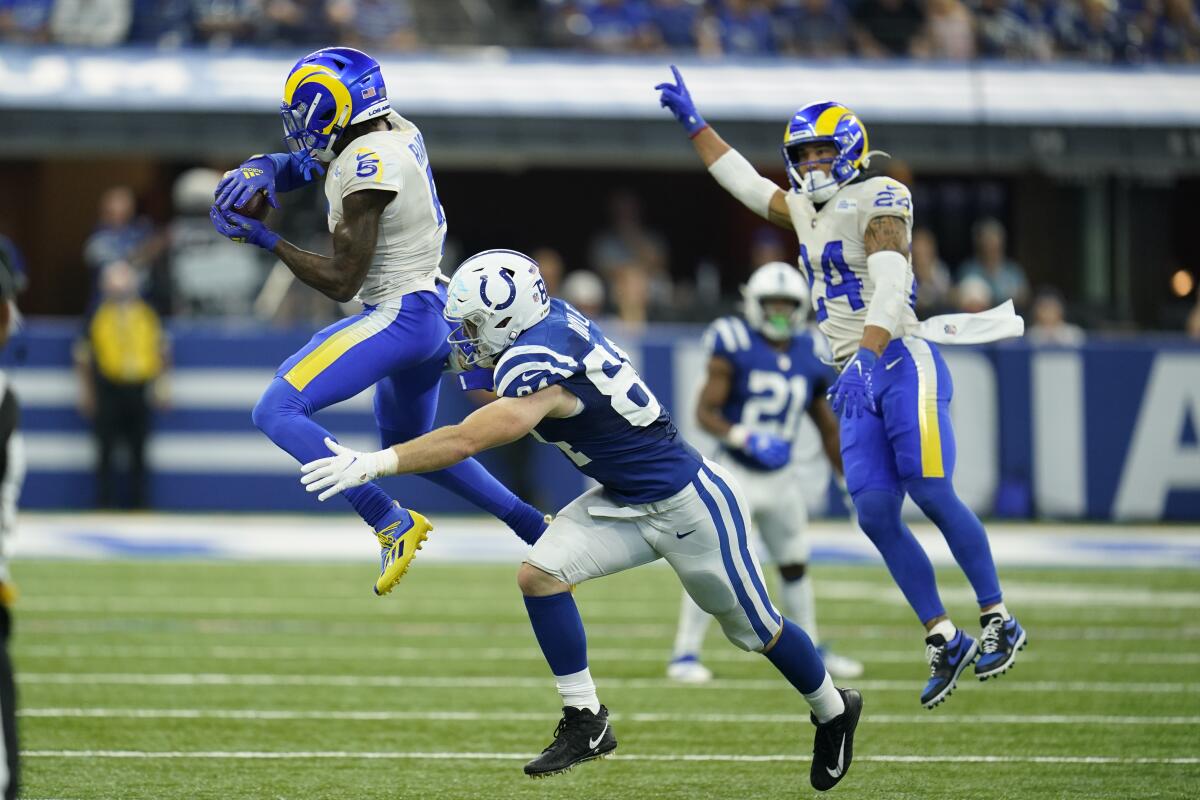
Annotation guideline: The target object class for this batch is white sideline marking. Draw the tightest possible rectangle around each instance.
[14,643,1200,666]
[20,750,1200,766]
[19,708,1200,726]
[19,672,1200,694]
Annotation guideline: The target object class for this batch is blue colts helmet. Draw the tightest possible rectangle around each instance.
[280,47,391,179]
[781,101,870,203]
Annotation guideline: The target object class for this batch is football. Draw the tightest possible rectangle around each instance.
[234,189,270,221]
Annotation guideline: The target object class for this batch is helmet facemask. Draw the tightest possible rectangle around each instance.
[784,140,845,204]
[759,297,802,341]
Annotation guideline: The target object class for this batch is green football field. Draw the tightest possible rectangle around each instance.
[10,557,1200,799]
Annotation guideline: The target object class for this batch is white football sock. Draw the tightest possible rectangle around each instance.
[929,619,957,642]
[804,673,846,723]
[555,667,600,714]
[672,591,712,660]
[780,572,819,646]
[982,602,1010,621]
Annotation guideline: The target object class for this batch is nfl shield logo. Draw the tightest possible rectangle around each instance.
[944,323,958,335]
[361,86,377,100]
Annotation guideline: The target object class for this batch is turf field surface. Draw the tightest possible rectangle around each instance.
[13,557,1200,799]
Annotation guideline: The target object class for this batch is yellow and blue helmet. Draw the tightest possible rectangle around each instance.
[280,47,391,179]
[781,101,869,203]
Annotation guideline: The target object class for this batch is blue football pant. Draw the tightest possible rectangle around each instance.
[842,338,1002,624]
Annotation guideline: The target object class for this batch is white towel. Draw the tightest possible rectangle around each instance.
[915,299,1025,345]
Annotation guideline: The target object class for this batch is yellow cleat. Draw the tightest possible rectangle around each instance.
[373,510,432,596]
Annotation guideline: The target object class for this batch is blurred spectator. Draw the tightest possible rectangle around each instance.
[913,0,976,59]
[328,0,418,51]
[260,0,326,46]
[562,268,606,318]
[612,264,651,330]
[911,227,955,316]
[74,260,169,509]
[0,0,52,43]
[1007,0,1063,59]
[1027,288,1085,345]
[127,0,192,48]
[852,0,925,57]
[192,0,257,48]
[589,189,672,306]
[50,0,131,45]
[1056,0,1134,63]
[1185,297,1200,338]
[956,274,992,313]
[647,0,702,50]
[1146,0,1200,61]
[749,227,790,270]
[83,186,164,304]
[169,168,266,317]
[531,247,565,297]
[552,0,656,53]
[780,0,853,57]
[958,217,1030,308]
[0,236,25,299]
[975,0,1039,59]
[701,0,777,56]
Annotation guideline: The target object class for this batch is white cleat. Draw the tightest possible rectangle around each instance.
[819,648,865,680]
[666,656,713,684]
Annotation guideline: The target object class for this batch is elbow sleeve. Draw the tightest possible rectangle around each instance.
[707,149,779,219]
[864,250,909,334]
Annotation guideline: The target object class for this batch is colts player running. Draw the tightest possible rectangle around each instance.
[209,48,546,596]
[668,261,863,683]
[300,250,863,791]
[657,66,1027,708]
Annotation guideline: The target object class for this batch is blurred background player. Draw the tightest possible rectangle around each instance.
[0,241,22,800]
[667,261,862,683]
[209,46,546,595]
[300,249,863,791]
[658,66,1027,709]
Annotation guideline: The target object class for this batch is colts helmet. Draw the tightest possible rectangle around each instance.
[445,250,551,369]
[742,261,809,342]
[781,101,870,204]
[281,47,391,179]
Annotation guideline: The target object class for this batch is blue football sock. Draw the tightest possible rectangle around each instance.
[380,426,548,545]
[763,618,827,695]
[523,592,588,677]
[907,478,1003,608]
[855,489,946,624]
[252,377,397,529]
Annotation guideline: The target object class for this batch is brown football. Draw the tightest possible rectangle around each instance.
[234,190,270,221]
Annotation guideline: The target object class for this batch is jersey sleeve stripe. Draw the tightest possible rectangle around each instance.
[732,318,752,350]
[494,345,578,376]
[713,318,736,353]
[494,361,576,396]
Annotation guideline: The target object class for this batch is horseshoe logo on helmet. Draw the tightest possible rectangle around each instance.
[479,269,518,311]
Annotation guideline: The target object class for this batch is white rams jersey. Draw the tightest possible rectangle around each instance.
[784,176,919,365]
[324,112,447,305]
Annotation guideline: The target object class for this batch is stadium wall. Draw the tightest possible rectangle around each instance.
[8,320,1198,521]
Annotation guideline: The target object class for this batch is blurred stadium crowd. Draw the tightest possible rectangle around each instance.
[0,0,1196,63]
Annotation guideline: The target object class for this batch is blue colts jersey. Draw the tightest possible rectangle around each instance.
[705,316,836,472]
[493,299,703,504]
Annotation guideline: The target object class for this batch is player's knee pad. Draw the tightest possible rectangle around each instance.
[854,490,904,541]
[778,563,807,583]
[905,477,960,516]
[251,379,309,439]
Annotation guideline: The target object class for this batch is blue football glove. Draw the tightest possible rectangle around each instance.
[655,64,708,137]
[828,347,878,419]
[210,206,281,251]
[215,156,279,212]
[744,432,791,470]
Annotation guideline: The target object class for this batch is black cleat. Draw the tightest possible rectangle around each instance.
[524,705,617,778]
[810,688,863,791]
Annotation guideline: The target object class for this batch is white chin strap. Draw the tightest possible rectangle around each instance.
[802,170,839,203]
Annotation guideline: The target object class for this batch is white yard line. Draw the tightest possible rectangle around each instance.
[14,643,1200,666]
[18,707,1200,726]
[19,750,1200,766]
[18,672,1200,694]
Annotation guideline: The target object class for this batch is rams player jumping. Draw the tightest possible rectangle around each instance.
[300,249,863,790]
[668,261,863,683]
[209,48,546,595]
[657,66,1026,708]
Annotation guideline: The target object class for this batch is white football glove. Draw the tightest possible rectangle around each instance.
[300,437,398,501]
